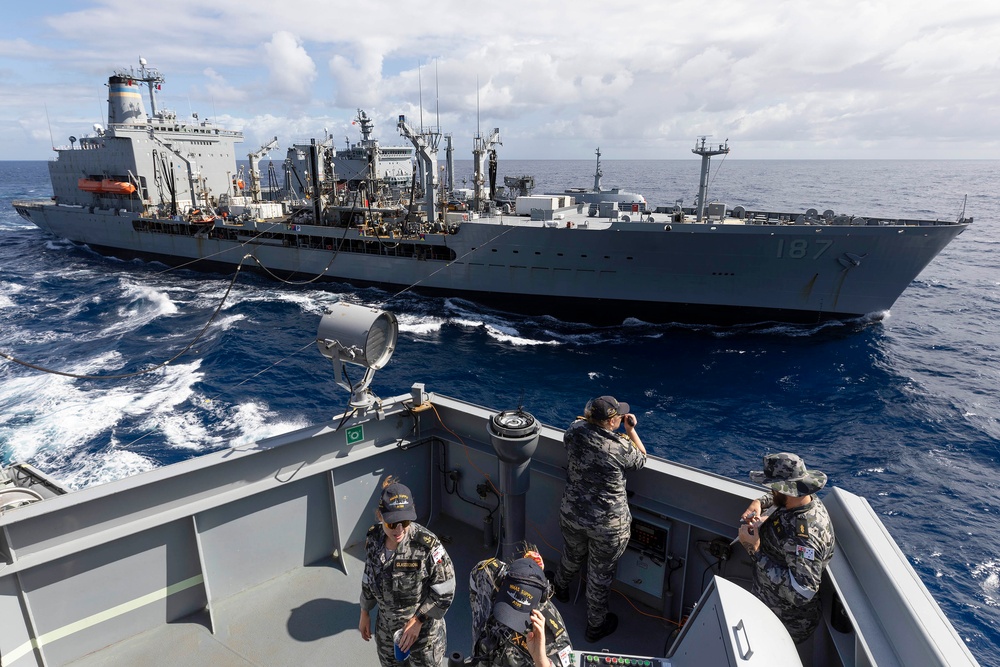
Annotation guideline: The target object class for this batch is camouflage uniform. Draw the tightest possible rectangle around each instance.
[554,419,646,628]
[750,492,836,643]
[361,522,456,667]
[470,558,573,667]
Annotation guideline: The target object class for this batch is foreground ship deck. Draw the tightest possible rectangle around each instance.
[0,305,980,667]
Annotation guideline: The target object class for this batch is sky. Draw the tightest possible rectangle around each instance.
[1,1,999,161]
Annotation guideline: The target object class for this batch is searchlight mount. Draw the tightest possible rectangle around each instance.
[316,302,398,411]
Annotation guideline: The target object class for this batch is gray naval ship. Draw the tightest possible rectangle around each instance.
[548,147,648,211]
[0,302,981,666]
[13,61,971,325]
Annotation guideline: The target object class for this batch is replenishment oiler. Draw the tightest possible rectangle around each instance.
[13,60,971,325]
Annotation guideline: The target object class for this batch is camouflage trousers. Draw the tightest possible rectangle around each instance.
[752,578,822,644]
[554,514,630,628]
[373,610,447,667]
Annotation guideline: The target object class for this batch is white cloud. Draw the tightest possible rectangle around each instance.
[1,1,1000,159]
[328,43,387,109]
[263,31,317,100]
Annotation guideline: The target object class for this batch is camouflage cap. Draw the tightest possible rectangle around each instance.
[585,396,630,421]
[749,453,827,497]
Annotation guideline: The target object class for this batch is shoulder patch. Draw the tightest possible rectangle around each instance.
[420,532,435,548]
[543,608,565,638]
[795,518,810,538]
[474,557,502,573]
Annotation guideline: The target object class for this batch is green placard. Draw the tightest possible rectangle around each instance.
[346,424,365,445]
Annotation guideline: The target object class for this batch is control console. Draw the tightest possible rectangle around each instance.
[569,650,668,666]
[615,510,672,602]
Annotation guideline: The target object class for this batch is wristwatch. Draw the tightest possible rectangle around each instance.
[416,612,428,624]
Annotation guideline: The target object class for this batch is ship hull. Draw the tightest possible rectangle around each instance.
[14,201,967,325]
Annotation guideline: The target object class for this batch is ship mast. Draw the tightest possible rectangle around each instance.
[444,134,455,193]
[692,136,729,222]
[248,137,278,202]
[137,57,164,118]
[397,115,440,224]
[593,147,604,193]
[354,109,379,190]
[472,127,501,212]
[470,79,501,211]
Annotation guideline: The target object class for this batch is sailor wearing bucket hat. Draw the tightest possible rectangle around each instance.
[554,395,646,643]
[737,453,836,645]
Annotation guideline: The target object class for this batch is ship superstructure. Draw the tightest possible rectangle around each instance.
[333,109,415,191]
[281,110,415,204]
[50,59,243,218]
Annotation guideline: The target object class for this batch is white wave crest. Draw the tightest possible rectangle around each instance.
[972,559,1000,605]
[0,358,203,465]
[94,280,181,338]
[56,448,158,490]
[227,286,347,316]
[396,313,445,336]
[484,324,560,346]
[219,400,309,448]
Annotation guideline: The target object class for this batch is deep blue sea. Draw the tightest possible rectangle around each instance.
[1,157,998,665]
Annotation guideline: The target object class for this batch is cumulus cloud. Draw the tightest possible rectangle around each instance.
[263,31,317,100]
[201,67,249,105]
[4,1,1000,158]
[328,43,388,108]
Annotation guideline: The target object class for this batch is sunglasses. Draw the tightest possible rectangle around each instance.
[384,520,411,529]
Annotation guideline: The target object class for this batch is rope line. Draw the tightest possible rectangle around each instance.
[0,254,251,380]
[150,222,286,275]
[389,223,517,300]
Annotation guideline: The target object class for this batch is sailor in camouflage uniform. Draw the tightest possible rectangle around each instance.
[553,396,646,642]
[359,477,456,666]
[469,554,573,667]
[737,453,836,644]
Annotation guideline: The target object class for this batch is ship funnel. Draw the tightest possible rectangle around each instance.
[107,75,148,125]
[487,409,540,560]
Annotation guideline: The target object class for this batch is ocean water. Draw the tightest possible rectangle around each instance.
[1,157,998,665]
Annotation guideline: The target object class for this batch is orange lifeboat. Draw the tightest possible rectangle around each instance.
[187,208,217,225]
[100,179,137,195]
[77,178,136,194]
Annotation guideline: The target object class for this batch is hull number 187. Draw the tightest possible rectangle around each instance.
[776,239,833,259]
